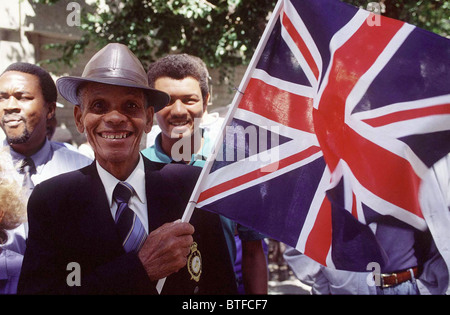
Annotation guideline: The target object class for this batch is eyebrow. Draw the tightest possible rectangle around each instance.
[170,92,201,98]
[0,90,31,95]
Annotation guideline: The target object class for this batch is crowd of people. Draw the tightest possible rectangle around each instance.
[0,42,448,295]
[0,43,268,295]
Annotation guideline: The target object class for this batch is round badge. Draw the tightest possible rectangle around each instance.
[187,242,202,282]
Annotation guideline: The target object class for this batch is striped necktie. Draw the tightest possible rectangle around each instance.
[113,181,147,253]
[20,157,36,196]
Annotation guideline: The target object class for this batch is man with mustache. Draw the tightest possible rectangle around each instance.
[0,63,92,256]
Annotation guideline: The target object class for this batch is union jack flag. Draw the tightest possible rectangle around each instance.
[187,0,450,271]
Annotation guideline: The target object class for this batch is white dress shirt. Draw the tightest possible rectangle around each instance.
[1,139,92,254]
[5,138,93,187]
[96,154,149,233]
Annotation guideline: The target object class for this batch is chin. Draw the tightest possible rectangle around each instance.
[170,130,194,140]
[170,125,194,137]
[98,148,134,163]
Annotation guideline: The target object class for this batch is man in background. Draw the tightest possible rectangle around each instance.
[0,62,92,255]
[141,54,268,294]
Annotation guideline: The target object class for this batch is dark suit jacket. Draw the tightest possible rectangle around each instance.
[18,157,237,295]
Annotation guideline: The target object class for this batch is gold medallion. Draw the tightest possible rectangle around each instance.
[187,242,202,282]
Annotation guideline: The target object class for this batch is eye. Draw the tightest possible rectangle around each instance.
[125,100,144,111]
[13,92,33,101]
[184,96,200,105]
[89,100,107,113]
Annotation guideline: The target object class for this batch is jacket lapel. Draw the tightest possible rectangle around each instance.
[143,157,166,233]
[80,162,123,253]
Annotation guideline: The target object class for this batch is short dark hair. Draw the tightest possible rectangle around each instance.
[147,54,209,105]
[2,62,57,104]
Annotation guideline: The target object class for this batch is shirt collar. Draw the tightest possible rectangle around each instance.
[96,154,146,208]
[6,138,52,174]
[153,129,211,165]
[152,133,174,163]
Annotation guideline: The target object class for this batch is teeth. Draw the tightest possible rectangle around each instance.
[101,132,129,139]
[171,121,188,126]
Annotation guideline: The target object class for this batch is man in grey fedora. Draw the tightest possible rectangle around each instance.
[18,43,237,295]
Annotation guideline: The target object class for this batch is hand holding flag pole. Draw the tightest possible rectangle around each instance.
[158,0,450,292]
[155,0,285,294]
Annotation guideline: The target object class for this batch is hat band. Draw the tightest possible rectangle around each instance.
[83,67,148,86]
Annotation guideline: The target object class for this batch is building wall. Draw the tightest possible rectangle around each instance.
[0,1,35,70]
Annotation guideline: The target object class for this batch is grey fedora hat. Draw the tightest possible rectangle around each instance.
[56,43,169,112]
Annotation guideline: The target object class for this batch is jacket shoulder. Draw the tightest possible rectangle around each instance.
[36,162,95,189]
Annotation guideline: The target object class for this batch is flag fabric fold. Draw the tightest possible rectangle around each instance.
[189,0,450,271]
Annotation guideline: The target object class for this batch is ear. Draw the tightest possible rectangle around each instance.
[46,102,56,120]
[73,105,85,133]
[203,93,210,111]
[144,106,154,134]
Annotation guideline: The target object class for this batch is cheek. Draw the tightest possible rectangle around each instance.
[25,109,46,131]
[132,117,147,135]
[81,114,101,140]
[155,111,170,127]
[83,113,97,129]
[189,104,205,121]
[24,99,48,122]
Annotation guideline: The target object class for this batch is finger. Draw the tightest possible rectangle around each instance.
[177,234,194,249]
[158,221,195,237]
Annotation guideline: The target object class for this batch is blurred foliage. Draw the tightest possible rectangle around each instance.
[36,0,278,73]
[345,0,449,36]
[34,0,449,75]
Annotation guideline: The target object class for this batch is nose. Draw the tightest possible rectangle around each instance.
[103,109,127,126]
[2,96,21,113]
[171,99,188,117]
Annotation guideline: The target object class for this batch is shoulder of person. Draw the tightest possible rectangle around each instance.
[161,163,202,177]
[143,158,201,203]
[143,157,201,178]
[50,141,92,161]
[32,162,95,195]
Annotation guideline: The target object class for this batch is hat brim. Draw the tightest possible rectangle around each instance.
[56,76,170,112]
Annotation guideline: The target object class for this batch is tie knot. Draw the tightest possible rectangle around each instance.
[20,157,36,175]
[113,181,134,204]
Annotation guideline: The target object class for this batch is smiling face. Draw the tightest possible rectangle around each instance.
[154,76,207,150]
[0,71,55,155]
[74,82,153,179]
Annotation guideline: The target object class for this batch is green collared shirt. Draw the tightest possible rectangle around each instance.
[141,129,213,167]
